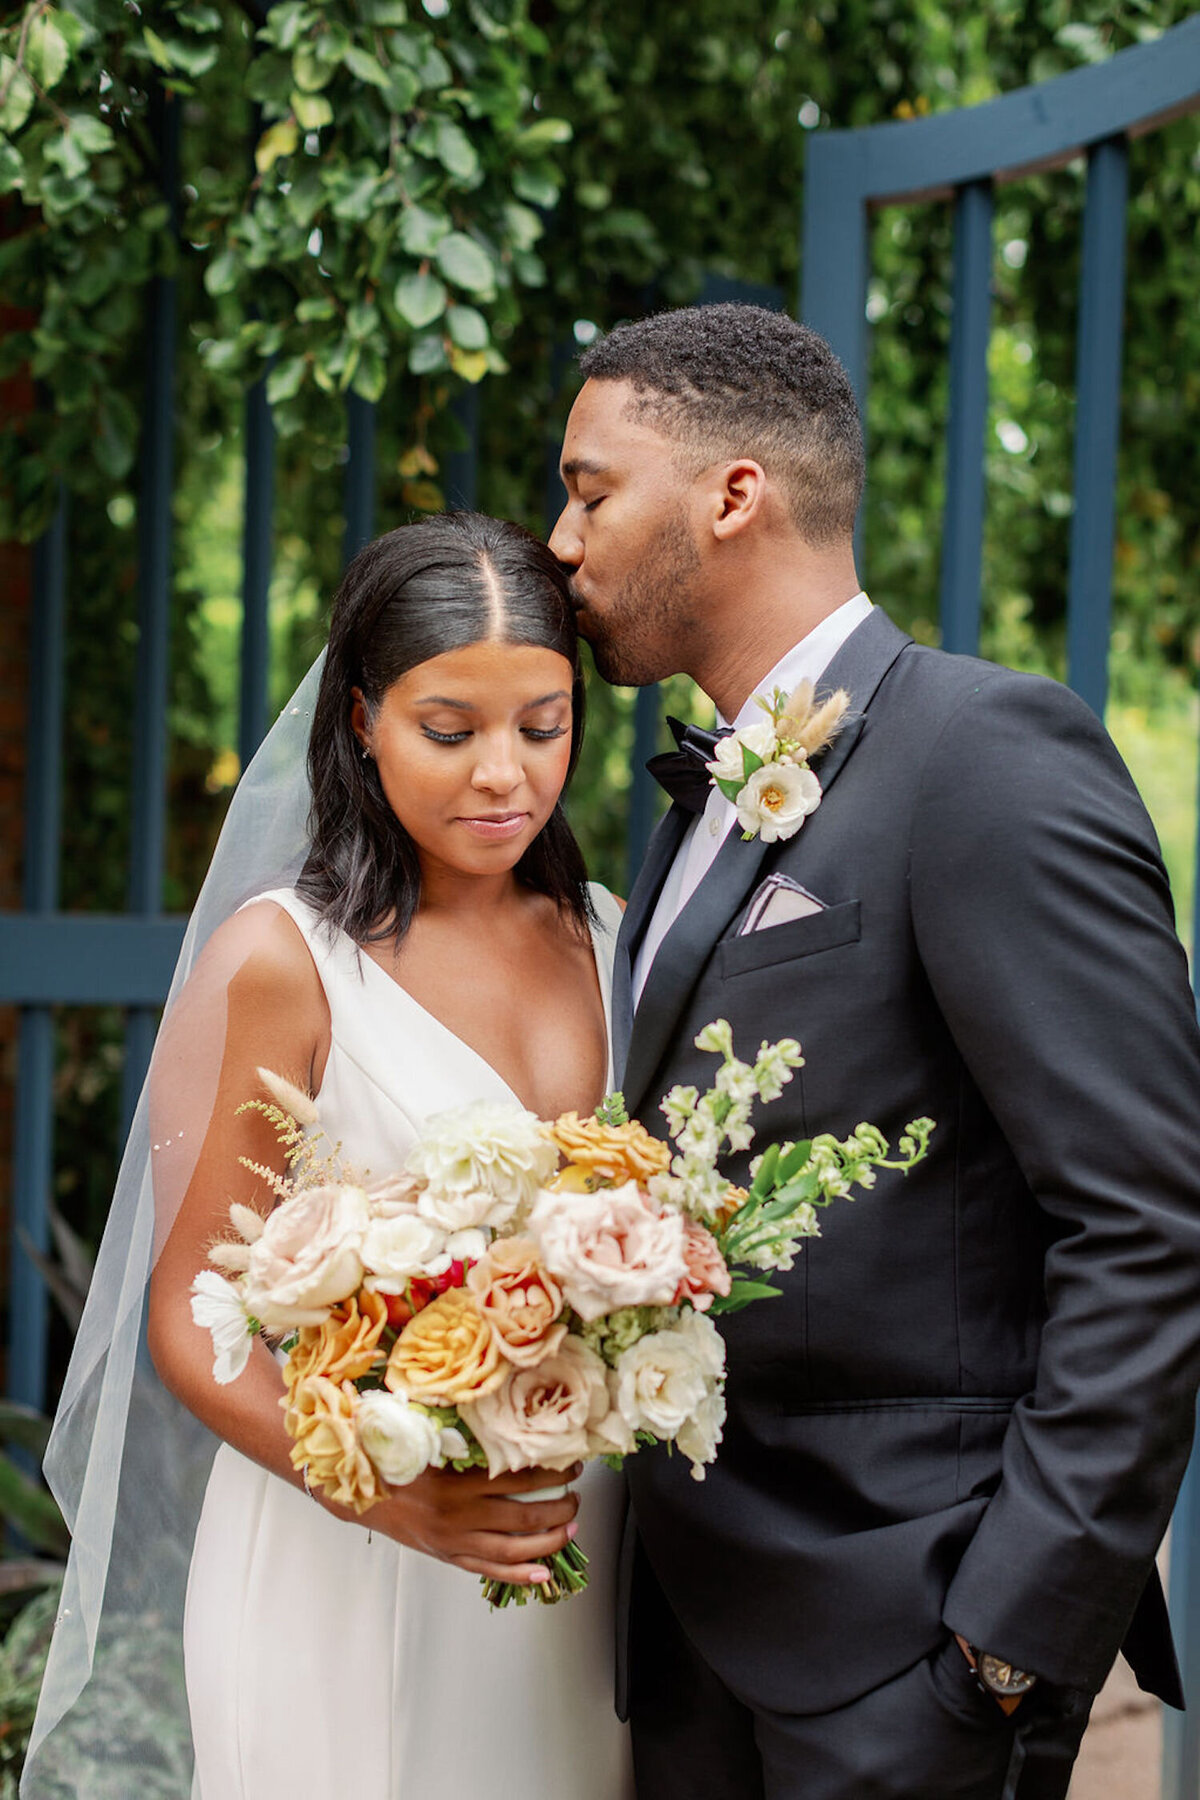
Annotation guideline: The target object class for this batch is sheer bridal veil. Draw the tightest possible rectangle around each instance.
[22,656,324,1797]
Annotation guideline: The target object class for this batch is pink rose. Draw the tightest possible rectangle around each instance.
[674,1218,732,1313]
[528,1181,687,1323]
[458,1336,618,1477]
[242,1183,369,1330]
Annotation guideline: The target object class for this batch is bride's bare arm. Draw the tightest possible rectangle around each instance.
[146,903,577,1583]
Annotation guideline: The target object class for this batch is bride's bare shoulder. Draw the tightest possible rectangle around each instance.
[189,897,326,1015]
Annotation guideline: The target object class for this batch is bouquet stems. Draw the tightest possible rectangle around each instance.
[481,1539,590,1608]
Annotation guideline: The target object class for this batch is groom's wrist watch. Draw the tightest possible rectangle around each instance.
[957,1635,1038,1702]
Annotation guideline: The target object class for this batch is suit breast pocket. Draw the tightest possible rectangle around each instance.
[718,899,861,979]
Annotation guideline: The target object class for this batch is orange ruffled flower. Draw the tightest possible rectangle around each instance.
[283,1373,380,1513]
[286,1288,388,1387]
[385,1289,506,1405]
[547,1112,671,1190]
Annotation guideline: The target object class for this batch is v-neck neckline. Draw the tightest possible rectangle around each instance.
[349,906,614,1117]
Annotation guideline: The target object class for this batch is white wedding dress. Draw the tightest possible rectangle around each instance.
[183,884,634,1800]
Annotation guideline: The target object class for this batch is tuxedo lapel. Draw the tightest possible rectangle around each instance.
[612,803,690,1079]
[621,607,913,1115]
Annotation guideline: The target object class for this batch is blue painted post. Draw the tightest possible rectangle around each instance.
[939,180,993,656]
[447,387,479,512]
[123,83,180,1132]
[238,374,274,769]
[343,393,376,565]
[9,492,67,1413]
[1066,135,1129,717]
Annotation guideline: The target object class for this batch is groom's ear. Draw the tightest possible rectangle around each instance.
[709,459,768,542]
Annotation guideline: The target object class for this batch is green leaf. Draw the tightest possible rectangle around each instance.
[409,330,449,375]
[203,247,238,296]
[501,200,542,251]
[0,58,36,135]
[141,25,174,71]
[512,167,557,208]
[384,64,420,112]
[295,294,336,322]
[351,344,387,402]
[446,304,489,350]
[262,2,316,52]
[330,166,380,223]
[394,269,447,329]
[0,1401,52,1457]
[266,354,307,404]
[93,394,137,479]
[68,112,115,156]
[343,44,388,88]
[0,138,23,195]
[292,46,333,92]
[513,116,573,156]
[0,1453,68,1554]
[255,117,298,173]
[740,743,765,780]
[26,11,71,91]
[433,117,479,182]
[449,344,489,383]
[435,231,495,296]
[399,202,450,257]
[292,89,333,130]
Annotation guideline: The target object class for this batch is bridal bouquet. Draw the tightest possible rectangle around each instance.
[192,1020,933,1606]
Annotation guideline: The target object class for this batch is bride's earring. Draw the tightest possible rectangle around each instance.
[360,743,371,761]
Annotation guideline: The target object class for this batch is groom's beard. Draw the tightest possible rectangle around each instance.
[574,511,702,688]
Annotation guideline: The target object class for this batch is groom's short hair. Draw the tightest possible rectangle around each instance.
[579,303,863,546]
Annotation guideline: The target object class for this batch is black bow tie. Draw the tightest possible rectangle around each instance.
[647,717,733,815]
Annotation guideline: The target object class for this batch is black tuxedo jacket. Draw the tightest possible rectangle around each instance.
[616,607,1200,1718]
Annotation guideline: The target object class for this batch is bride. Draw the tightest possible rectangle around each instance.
[22,513,633,1799]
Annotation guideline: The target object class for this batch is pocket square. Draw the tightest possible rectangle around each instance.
[740,874,828,935]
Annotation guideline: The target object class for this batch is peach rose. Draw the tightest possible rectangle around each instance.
[674,1218,733,1313]
[547,1113,671,1188]
[283,1373,380,1513]
[242,1182,369,1329]
[385,1288,506,1405]
[286,1289,388,1386]
[528,1181,688,1323]
[459,1335,621,1477]
[465,1237,567,1367]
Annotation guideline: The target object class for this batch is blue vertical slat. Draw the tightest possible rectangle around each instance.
[1165,1457,1200,1800]
[343,393,376,565]
[123,84,180,1131]
[1065,135,1129,718]
[625,687,661,886]
[238,375,274,769]
[9,492,67,1412]
[800,137,871,413]
[939,179,993,656]
[446,387,479,512]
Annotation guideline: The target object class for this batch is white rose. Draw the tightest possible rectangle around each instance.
[361,1214,448,1293]
[356,1390,442,1486]
[614,1308,726,1440]
[241,1183,370,1329]
[408,1101,559,1232]
[190,1270,256,1385]
[734,760,822,844]
[706,719,776,781]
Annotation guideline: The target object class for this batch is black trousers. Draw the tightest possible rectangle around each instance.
[629,1548,1093,1800]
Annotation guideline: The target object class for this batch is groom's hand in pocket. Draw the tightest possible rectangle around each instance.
[357,1462,583,1583]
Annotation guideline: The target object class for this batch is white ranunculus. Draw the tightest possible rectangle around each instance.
[734,760,822,844]
[445,1227,490,1265]
[361,1213,448,1293]
[356,1390,442,1486]
[676,1384,727,1479]
[437,1424,471,1465]
[614,1308,726,1441]
[706,719,777,782]
[190,1270,256,1385]
[409,1101,559,1232]
[241,1183,370,1329]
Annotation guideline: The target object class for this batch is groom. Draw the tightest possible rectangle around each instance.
[549,302,1200,1799]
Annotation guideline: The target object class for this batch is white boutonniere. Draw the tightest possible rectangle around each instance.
[705,681,852,843]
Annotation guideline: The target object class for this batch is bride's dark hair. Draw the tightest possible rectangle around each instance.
[299,511,593,945]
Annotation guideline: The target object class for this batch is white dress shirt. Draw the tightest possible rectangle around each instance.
[632,592,873,1005]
